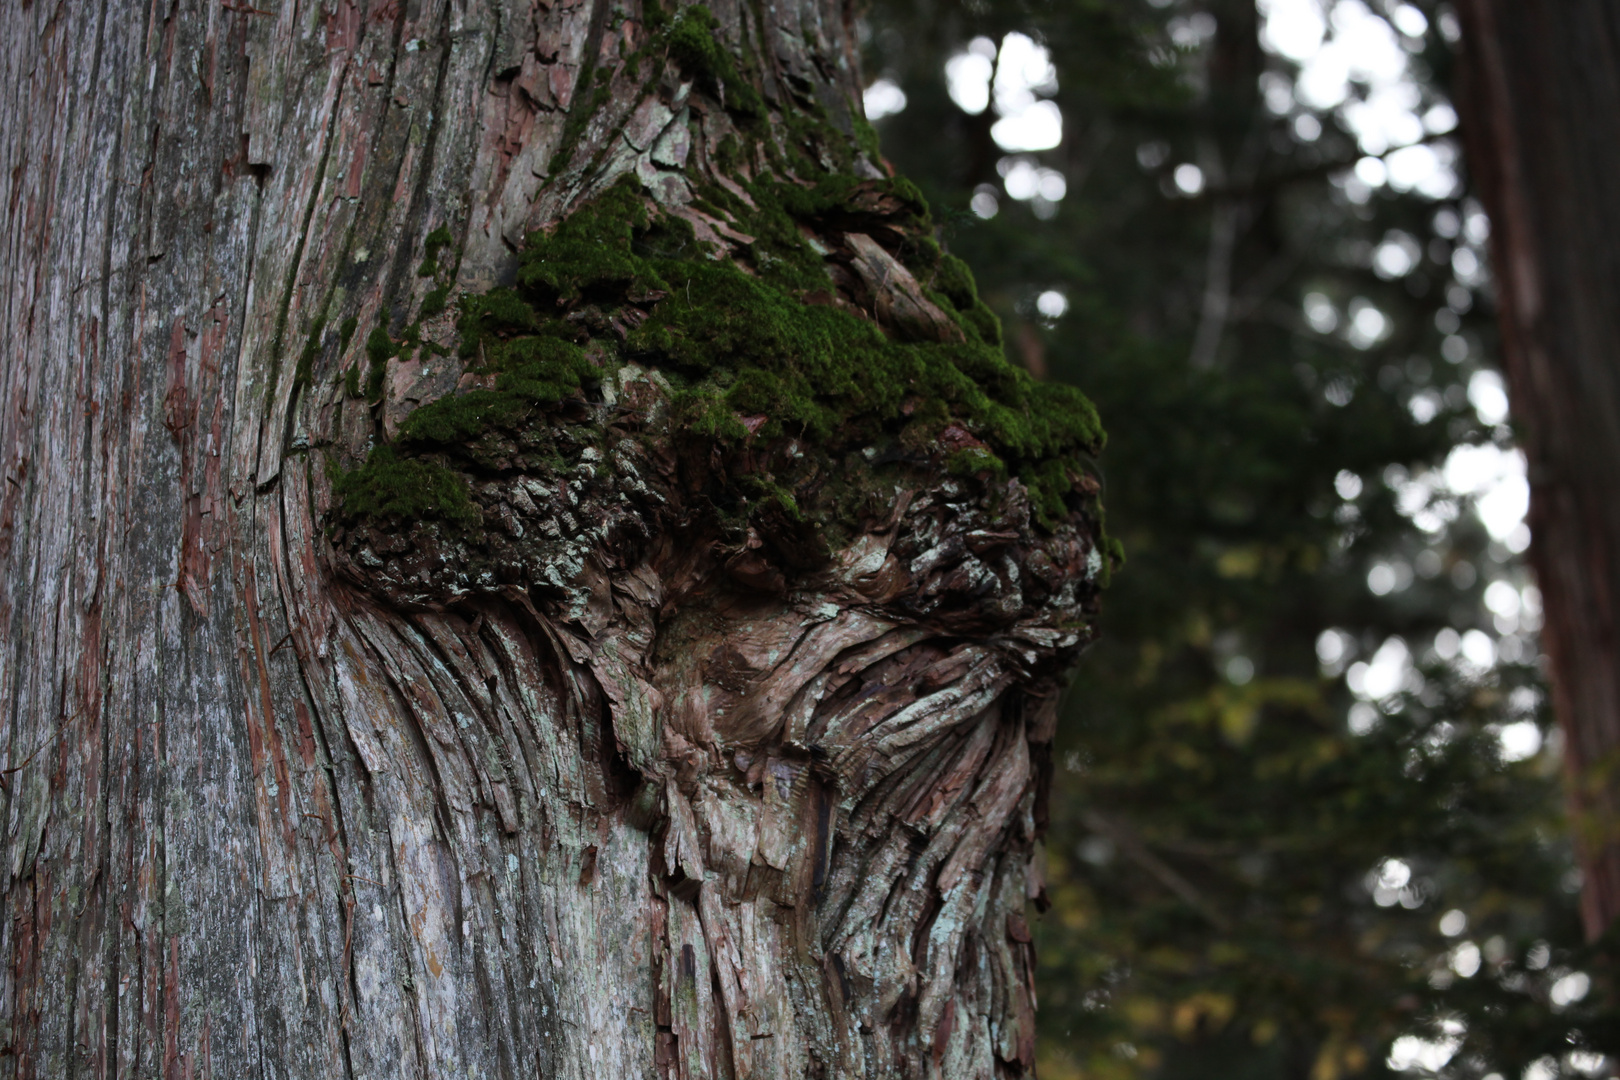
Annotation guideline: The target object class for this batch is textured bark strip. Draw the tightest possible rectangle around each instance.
[0,0,1103,1076]
[1455,2,1620,939]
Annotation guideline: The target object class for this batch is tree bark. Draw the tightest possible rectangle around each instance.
[0,0,1104,1076]
[1455,2,1620,939]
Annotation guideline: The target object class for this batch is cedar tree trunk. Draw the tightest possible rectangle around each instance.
[1455,2,1620,941]
[0,0,1107,1077]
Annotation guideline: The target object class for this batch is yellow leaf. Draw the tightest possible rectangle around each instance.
[1310,1052,1342,1080]
[1172,992,1236,1038]
[1122,995,1165,1031]
[1219,701,1259,744]
[1216,547,1262,578]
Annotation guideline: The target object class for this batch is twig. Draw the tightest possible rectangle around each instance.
[1,713,81,782]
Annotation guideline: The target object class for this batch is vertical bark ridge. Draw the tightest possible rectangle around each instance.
[1456,0,1620,938]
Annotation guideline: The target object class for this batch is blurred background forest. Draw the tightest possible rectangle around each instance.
[855,1,1620,1077]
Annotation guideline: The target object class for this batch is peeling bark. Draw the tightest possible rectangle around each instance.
[0,0,1103,1076]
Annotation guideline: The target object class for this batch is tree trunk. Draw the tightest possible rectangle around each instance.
[1455,3,1620,940]
[0,1,1105,1076]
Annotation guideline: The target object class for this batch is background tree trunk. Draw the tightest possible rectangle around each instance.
[0,0,1103,1076]
[1455,2,1620,941]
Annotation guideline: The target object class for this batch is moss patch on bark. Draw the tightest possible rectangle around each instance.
[332,5,1107,547]
[331,447,482,529]
[336,172,1103,536]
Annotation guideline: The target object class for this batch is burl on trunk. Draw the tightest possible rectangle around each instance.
[0,0,1110,1076]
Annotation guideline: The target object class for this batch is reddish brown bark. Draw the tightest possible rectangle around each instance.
[1455,2,1620,939]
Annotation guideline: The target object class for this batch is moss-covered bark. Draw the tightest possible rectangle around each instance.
[0,0,1108,1075]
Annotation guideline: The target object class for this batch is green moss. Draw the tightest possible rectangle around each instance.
[549,48,610,178]
[934,254,978,309]
[948,446,1008,478]
[458,290,540,356]
[852,112,882,162]
[738,473,805,521]
[399,336,597,447]
[963,302,1002,348]
[516,179,666,303]
[666,5,764,121]
[731,181,836,294]
[323,0,1110,552]
[421,284,450,319]
[349,178,1095,524]
[775,104,832,176]
[751,175,931,283]
[417,226,454,277]
[365,326,395,401]
[923,254,1003,349]
[295,319,326,390]
[366,326,395,366]
[332,445,481,529]
[338,315,359,355]
[1018,456,1072,527]
[337,170,1105,537]
[713,133,745,174]
[674,385,752,443]
[625,259,883,440]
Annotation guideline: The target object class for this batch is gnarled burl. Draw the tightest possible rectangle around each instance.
[0,0,1108,1076]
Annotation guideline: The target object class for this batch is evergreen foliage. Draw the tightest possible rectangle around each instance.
[864,0,1619,1076]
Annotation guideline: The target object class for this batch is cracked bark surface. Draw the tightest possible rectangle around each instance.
[0,0,1104,1076]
